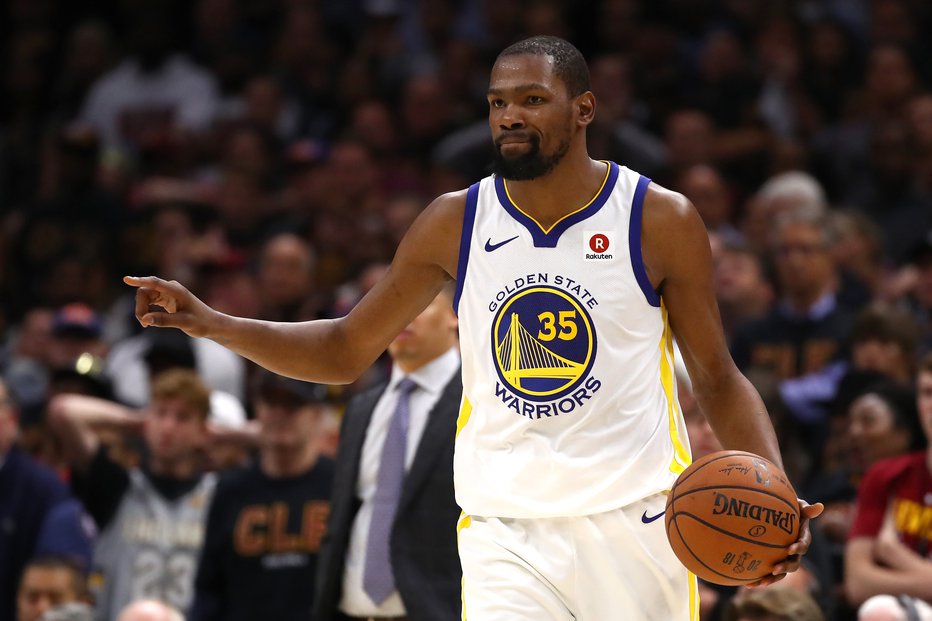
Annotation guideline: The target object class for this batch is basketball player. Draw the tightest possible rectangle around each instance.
[125,36,823,621]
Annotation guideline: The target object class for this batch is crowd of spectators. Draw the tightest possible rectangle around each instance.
[1,0,932,620]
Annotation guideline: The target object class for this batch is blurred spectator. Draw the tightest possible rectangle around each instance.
[675,164,740,237]
[801,19,864,131]
[255,232,317,322]
[806,381,923,617]
[238,75,301,144]
[11,125,120,316]
[740,170,828,253]
[780,303,922,432]
[397,70,458,167]
[38,603,96,621]
[106,321,246,409]
[585,53,665,178]
[731,206,854,381]
[659,108,717,187]
[724,585,824,621]
[846,304,922,386]
[49,369,217,620]
[79,1,219,163]
[191,371,334,621]
[846,382,920,483]
[844,117,932,264]
[17,557,90,621]
[0,378,94,621]
[51,21,115,123]
[843,354,932,617]
[900,230,932,358]
[911,93,932,192]
[116,600,183,621]
[2,307,55,423]
[828,210,885,305]
[48,304,109,370]
[714,240,774,340]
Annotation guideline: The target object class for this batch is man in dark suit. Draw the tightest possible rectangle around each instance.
[314,288,462,621]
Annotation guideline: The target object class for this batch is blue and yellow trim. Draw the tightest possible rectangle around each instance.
[494,161,618,248]
[457,512,472,621]
[455,395,473,438]
[689,571,700,621]
[454,182,481,315]
[659,302,691,474]
[629,174,661,307]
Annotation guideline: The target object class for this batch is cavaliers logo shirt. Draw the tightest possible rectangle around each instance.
[453,161,691,518]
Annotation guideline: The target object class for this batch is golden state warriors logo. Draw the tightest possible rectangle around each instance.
[492,286,597,410]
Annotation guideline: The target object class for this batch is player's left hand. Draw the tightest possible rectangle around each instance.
[747,498,824,588]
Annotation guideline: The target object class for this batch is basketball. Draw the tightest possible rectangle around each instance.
[664,450,800,586]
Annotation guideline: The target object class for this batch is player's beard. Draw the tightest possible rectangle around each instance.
[491,133,571,180]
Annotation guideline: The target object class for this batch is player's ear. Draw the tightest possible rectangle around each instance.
[576,91,595,127]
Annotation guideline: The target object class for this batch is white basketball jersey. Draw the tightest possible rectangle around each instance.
[453,161,691,518]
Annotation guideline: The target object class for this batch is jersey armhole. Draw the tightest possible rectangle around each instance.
[453,181,481,315]
[629,175,662,307]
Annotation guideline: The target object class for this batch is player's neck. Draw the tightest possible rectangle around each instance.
[504,155,607,229]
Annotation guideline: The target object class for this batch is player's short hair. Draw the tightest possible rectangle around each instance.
[497,36,590,97]
[150,368,211,422]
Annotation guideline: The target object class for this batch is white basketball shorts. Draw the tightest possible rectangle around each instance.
[457,493,699,621]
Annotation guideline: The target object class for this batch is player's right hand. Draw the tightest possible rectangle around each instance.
[123,275,217,338]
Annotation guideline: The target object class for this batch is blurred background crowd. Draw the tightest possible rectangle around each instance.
[1,0,932,620]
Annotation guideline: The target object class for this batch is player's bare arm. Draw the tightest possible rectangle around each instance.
[124,191,465,384]
[641,184,780,464]
[641,183,823,582]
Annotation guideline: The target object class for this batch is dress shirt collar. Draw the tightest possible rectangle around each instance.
[387,347,460,395]
[778,291,837,321]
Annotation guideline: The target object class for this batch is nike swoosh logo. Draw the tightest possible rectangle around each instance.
[641,510,665,524]
[484,235,519,252]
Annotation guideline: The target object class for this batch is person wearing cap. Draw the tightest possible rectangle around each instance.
[313,287,462,621]
[189,370,334,621]
[48,368,217,621]
[48,304,109,371]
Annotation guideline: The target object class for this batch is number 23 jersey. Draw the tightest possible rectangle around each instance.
[453,161,691,518]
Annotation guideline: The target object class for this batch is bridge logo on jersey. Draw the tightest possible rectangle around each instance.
[491,286,599,418]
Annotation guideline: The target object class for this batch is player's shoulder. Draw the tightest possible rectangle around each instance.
[643,180,695,225]
[640,180,707,283]
[398,189,469,268]
[424,188,469,221]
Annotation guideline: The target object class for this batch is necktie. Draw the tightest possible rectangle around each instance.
[363,377,417,604]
